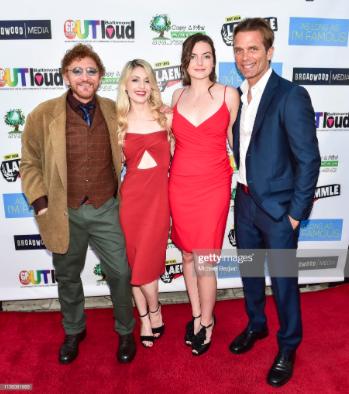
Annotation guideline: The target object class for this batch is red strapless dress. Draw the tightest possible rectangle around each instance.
[120,131,170,285]
[169,94,232,253]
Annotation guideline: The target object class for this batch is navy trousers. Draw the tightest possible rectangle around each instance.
[234,184,302,355]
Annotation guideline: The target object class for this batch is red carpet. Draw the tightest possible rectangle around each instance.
[1,284,348,393]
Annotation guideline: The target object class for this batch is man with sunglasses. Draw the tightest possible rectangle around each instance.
[20,44,136,365]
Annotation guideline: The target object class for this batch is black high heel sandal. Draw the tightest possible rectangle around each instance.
[150,302,165,339]
[192,316,216,356]
[184,314,201,346]
[139,311,155,348]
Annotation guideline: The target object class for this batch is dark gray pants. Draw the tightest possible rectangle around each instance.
[53,197,135,335]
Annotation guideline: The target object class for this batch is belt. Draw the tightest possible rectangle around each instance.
[238,183,250,194]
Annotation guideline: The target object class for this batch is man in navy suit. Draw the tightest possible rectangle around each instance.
[229,18,320,387]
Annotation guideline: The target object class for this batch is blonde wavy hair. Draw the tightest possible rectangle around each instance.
[116,59,168,145]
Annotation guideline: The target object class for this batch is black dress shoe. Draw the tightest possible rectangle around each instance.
[59,329,86,364]
[267,351,296,387]
[117,333,136,363]
[229,327,268,354]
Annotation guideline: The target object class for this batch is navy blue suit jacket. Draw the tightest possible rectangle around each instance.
[233,71,321,221]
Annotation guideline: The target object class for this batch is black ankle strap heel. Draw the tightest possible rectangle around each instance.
[184,314,201,346]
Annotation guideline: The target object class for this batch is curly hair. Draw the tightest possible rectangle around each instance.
[61,43,106,76]
[116,59,168,145]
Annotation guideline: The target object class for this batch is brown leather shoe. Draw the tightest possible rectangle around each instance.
[59,329,86,364]
[117,333,136,363]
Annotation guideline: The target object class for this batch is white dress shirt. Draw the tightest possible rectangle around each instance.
[237,68,272,186]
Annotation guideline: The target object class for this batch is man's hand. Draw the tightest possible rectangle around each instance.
[288,215,299,230]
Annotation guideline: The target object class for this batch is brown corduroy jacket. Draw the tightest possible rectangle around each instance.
[20,92,122,254]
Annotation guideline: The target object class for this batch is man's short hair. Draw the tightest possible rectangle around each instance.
[233,18,274,51]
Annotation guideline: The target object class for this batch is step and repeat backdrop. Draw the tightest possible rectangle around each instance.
[1,0,348,300]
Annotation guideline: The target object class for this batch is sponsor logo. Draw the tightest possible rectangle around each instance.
[320,154,338,172]
[219,62,283,88]
[314,184,341,200]
[228,228,236,247]
[100,70,120,92]
[154,61,181,92]
[166,238,177,249]
[0,67,63,89]
[229,187,237,210]
[150,14,206,45]
[289,17,349,47]
[1,153,20,182]
[19,269,56,286]
[293,68,349,85]
[0,20,51,40]
[14,234,46,250]
[93,263,106,282]
[298,255,338,270]
[160,259,183,283]
[64,20,135,42]
[221,15,278,46]
[315,112,349,131]
[299,219,343,241]
[2,193,34,218]
[4,109,25,137]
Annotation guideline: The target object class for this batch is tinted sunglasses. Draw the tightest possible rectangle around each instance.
[67,67,99,76]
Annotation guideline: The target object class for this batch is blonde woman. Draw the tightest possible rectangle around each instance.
[117,59,172,348]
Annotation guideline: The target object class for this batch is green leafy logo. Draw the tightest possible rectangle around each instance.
[150,14,171,39]
[5,109,25,134]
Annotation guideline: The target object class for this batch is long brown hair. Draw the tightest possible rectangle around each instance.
[181,33,217,86]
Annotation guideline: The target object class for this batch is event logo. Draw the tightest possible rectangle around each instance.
[320,154,338,172]
[298,256,338,270]
[0,67,63,89]
[100,70,120,92]
[4,109,25,137]
[64,20,135,42]
[0,20,51,40]
[314,184,341,200]
[315,112,349,131]
[293,68,349,85]
[19,269,56,286]
[1,153,20,182]
[2,193,33,218]
[154,61,181,92]
[221,15,278,46]
[14,234,46,250]
[219,62,283,88]
[150,14,206,45]
[299,219,343,241]
[160,259,183,283]
[289,17,349,47]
